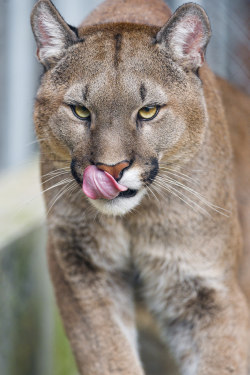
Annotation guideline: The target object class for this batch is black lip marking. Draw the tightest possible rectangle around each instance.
[118,189,138,198]
[144,157,159,184]
[71,158,82,186]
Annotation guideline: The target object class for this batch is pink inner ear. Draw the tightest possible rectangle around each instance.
[38,18,53,48]
[182,17,204,56]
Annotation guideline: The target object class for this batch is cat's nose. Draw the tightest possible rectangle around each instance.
[96,161,130,180]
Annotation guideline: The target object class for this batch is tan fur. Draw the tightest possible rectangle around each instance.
[31,0,250,374]
[216,78,250,301]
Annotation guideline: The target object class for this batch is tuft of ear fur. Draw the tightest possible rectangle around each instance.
[156,3,211,71]
[31,0,78,68]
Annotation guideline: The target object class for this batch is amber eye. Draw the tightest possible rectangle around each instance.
[138,106,159,121]
[71,105,91,120]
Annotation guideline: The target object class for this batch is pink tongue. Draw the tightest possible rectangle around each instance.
[82,165,128,200]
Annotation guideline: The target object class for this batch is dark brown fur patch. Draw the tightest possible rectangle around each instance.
[140,83,147,102]
[82,85,89,101]
[78,22,160,39]
[168,278,219,327]
[185,285,218,321]
[55,225,100,276]
[114,33,122,68]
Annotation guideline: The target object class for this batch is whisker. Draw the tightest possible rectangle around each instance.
[25,138,49,147]
[67,182,80,200]
[158,174,229,216]
[15,177,73,220]
[41,167,71,178]
[145,189,151,201]
[41,178,74,194]
[47,180,75,215]
[159,167,199,185]
[149,181,167,201]
[41,170,71,185]
[146,184,160,203]
[159,162,199,181]
[159,161,202,174]
[154,178,211,217]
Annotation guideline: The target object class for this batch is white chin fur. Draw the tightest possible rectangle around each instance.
[89,189,146,216]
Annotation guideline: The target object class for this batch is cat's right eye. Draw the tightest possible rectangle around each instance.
[71,105,91,121]
[138,106,159,121]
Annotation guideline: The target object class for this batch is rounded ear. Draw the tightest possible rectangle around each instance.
[31,0,78,69]
[156,3,211,71]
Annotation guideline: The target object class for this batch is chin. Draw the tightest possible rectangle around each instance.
[89,189,146,216]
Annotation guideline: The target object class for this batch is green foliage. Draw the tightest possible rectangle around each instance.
[0,226,78,375]
[52,306,78,375]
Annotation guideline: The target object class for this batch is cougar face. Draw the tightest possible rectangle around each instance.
[34,21,208,216]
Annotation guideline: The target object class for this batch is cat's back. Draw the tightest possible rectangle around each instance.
[217,77,250,300]
[80,0,172,27]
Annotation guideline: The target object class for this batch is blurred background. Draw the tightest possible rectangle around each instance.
[0,1,249,374]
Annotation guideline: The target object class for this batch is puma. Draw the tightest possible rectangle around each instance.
[31,0,250,374]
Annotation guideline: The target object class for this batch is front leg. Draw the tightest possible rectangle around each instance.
[47,226,144,375]
[137,257,249,374]
[163,280,249,375]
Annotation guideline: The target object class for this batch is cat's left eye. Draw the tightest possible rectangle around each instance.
[71,105,91,120]
[138,106,159,121]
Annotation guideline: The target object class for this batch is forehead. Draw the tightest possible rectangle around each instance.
[76,24,160,74]
[50,24,184,101]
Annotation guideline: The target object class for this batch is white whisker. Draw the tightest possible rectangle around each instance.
[158,174,229,217]
[41,178,73,195]
[155,178,211,216]
[67,182,80,200]
[41,170,71,185]
[149,182,167,201]
[146,184,160,203]
[41,166,71,178]
[25,137,49,147]
[159,167,199,185]
[47,180,75,214]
